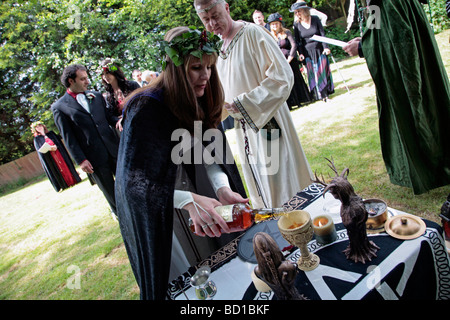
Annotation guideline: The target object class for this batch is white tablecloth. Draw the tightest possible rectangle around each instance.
[168,184,450,300]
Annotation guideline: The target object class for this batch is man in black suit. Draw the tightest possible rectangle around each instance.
[52,64,119,217]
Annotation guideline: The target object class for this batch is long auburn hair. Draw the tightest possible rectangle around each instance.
[124,26,224,134]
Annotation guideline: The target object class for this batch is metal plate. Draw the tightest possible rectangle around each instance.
[237,220,290,264]
[385,214,426,240]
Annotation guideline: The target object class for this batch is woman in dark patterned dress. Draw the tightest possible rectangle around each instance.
[291,2,334,101]
[268,12,312,110]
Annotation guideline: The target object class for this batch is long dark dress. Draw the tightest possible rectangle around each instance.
[115,89,247,300]
[277,30,312,109]
[361,0,450,194]
[293,15,334,100]
[34,131,81,192]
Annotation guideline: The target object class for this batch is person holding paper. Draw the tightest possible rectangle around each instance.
[31,121,81,192]
[292,1,334,102]
[342,0,450,195]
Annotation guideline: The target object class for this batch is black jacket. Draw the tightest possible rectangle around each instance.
[51,91,119,167]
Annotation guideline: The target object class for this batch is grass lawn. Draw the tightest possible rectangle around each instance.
[0,174,139,299]
[0,29,449,300]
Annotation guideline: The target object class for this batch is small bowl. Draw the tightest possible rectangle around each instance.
[364,198,388,233]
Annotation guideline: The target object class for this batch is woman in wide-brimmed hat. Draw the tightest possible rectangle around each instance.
[267,12,312,109]
[291,2,334,101]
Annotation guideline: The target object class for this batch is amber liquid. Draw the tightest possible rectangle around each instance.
[189,204,254,233]
[189,204,286,234]
[287,222,304,229]
[254,212,275,223]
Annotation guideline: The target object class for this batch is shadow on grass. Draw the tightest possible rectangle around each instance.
[332,78,374,98]
[290,78,374,110]
[330,57,367,72]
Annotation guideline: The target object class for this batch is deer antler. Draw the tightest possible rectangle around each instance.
[325,157,339,176]
[325,157,349,178]
[341,168,350,178]
[313,170,327,186]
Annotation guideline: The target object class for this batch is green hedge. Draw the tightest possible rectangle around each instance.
[324,25,361,60]
[425,0,450,33]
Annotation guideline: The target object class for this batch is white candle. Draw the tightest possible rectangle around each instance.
[313,215,337,245]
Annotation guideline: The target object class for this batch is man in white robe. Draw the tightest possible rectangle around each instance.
[195,0,313,208]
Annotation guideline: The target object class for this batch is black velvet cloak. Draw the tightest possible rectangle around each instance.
[115,89,247,300]
[34,131,81,192]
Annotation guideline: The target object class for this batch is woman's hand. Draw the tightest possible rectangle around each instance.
[216,187,249,206]
[323,48,331,55]
[298,54,305,61]
[183,193,231,237]
[116,117,123,131]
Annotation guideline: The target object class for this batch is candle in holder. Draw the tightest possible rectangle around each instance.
[313,215,337,245]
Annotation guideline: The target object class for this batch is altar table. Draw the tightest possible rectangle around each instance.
[167,184,450,300]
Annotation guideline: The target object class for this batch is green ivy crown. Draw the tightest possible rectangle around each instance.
[102,59,119,73]
[160,27,223,70]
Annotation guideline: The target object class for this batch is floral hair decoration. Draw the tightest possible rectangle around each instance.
[30,121,46,136]
[30,121,44,132]
[102,59,119,73]
[159,27,222,70]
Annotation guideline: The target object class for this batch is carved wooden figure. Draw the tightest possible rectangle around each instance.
[252,232,306,300]
[315,158,379,263]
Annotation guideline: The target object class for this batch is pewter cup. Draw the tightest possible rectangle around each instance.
[190,266,217,300]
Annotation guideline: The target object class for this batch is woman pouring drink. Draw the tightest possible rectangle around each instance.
[115,26,248,300]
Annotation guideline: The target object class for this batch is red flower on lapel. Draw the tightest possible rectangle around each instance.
[86,92,95,103]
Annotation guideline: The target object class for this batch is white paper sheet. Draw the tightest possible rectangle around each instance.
[38,142,52,153]
[311,35,348,48]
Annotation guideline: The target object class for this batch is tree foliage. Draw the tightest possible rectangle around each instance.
[0,0,167,163]
[0,0,291,164]
[0,0,447,164]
